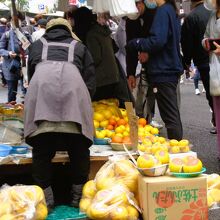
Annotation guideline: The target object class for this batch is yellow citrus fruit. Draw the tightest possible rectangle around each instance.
[138,144,146,152]
[102,110,113,119]
[178,139,189,147]
[209,189,220,202]
[169,139,179,147]
[93,120,99,128]
[207,194,214,207]
[79,198,92,213]
[82,180,97,199]
[110,206,128,220]
[35,203,48,220]
[109,192,128,205]
[169,158,183,173]
[96,177,116,191]
[0,202,11,217]
[126,205,139,219]
[158,137,166,144]
[169,146,180,154]
[95,131,105,139]
[183,158,203,173]
[137,155,155,169]
[151,127,159,135]
[155,150,169,164]
[99,120,109,128]
[0,214,15,220]
[90,203,109,219]
[181,145,190,153]
[94,112,104,122]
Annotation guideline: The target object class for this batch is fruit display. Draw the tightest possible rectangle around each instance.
[138,137,191,155]
[169,156,203,173]
[80,156,140,220]
[169,139,191,153]
[92,99,160,146]
[207,174,220,208]
[0,184,47,220]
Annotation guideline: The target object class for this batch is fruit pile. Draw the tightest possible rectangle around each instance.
[169,156,203,173]
[93,99,159,143]
[80,157,140,220]
[137,152,169,169]
[0,185,47,220]
[138,138,191,155]
[207,174,220,208]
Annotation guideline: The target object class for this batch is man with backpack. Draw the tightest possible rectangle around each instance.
[24,18,95,209]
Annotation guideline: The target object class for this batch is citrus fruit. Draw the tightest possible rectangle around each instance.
[137,155,155,169]
[169,158,183,173]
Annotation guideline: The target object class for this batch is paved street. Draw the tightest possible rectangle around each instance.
[0,81,220,219]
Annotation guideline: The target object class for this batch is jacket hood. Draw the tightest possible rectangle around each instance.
[44,27,74,41]
[91,23,111,36]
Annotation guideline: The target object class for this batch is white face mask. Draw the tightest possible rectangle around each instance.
[145,0,157,9]
[204,0,216,10]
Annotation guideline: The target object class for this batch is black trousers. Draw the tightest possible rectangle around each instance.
[153,82,183,140]
[29,132,91,189]
[198,66,215,126]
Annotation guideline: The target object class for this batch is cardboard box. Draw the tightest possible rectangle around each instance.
[138,175,208,220]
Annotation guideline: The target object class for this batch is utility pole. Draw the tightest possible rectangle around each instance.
[11,0,19,28]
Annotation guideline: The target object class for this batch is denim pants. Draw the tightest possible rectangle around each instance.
[6,80,18,102]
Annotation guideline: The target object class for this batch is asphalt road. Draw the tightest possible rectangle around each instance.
[0,81,220,219]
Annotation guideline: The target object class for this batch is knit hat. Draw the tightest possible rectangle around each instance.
[37,18,47,27]
[46,18,80,41]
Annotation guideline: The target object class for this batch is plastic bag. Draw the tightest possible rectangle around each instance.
[0,184,48,220]
[80,156,140,220]
[207,174,220,209]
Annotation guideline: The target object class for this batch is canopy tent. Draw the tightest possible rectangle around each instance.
[0,2,9,10]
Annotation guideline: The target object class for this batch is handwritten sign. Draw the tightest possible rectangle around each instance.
[125,102,138,150]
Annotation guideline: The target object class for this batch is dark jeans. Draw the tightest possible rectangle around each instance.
[198,66,215,126]
[29,132,91,189]
[153,82,183,140]
[6,80,18,102]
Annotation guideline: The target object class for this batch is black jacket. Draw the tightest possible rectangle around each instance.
[27,28,96,97]
[126,6,156,76]
[181,3,211,68]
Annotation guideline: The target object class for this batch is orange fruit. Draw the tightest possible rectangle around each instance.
[117,119,127,126]
[138,118,147,126]
[112,136,123,143]
[106,124,114,130]
[109,118,117,126]
[122,136,131,144]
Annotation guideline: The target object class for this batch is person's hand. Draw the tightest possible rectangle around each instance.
[138,52,149,64]
[127,75,136,91]
[203,38,210,51]
[9,51,17,59]
[213,41,220,56]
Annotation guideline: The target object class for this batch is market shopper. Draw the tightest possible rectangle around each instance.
[127,0,183,140]
[24,18,96,209]
[126,0,163,128]
[202,0,220,158]
[0,12,25,103]
[181,0,215,133]
[73,7,132,106]
[31,19,47,42]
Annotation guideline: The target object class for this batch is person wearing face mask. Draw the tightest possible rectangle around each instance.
[181,0,215,134]
[126,0,163,128]
[127,0,183,140]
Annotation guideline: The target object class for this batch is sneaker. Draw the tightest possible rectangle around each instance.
[210,127,217,134]
[202,88,206,93]
[150,119,163,129]
[195,88,200,95]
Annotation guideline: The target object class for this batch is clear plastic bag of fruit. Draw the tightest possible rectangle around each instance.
[81,184,140,220]
[0,184,48,220]
[207,174,220,209]
[94,155,139,193]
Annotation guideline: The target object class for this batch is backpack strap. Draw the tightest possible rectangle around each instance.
[40,37,77,63]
